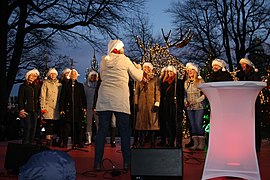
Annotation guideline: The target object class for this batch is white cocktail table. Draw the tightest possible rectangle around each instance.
[198,81,266,180]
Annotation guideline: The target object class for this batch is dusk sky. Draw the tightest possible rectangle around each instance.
[11,0,173,96]
[57,0,173,82]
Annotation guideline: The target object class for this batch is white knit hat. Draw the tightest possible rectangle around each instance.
[46,68,58,77]
[212,59,227,71]
[239,58,258,72]
[107,39,124,54]
[186,63,202,79]
[25,68,40,79]
[185,62,193,69]
[88,70,98,79]
[166,65,177,74]
[143,62,154,70]
[67,69,80,79]
[104,39,124,61]
[186,63,198,73]
[62,68,71,75]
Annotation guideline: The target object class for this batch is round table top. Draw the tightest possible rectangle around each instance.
[198,81,266,88]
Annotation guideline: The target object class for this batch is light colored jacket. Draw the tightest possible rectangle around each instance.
[84,81,97,110]
[96,53,143,114]
[40,79,62,119]
[134,77,160,130]
[184,80,205,110]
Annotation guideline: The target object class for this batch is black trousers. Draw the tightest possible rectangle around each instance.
[62,121,83,146]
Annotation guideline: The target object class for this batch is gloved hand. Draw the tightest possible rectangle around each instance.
[41,109,47,114]
[152,106,159,112]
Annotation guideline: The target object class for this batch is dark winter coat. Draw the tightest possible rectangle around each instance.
[18,81,41,112]
[208,69,233,82]
[160,78,184,122]
[236,70,260,81]
[59,80,87,122]
[159,78,184,146]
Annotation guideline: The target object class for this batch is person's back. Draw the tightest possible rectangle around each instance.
[94,39,143,171]
[97,52,142,114]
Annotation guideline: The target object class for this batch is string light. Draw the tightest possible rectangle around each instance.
[136,37,186,79]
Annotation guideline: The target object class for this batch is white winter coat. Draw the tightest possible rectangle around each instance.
[96,53,143,114]
[40,79,62,119]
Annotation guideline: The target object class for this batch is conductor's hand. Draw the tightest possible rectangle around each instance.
[133,62,141,69]
[152,102,160,112]
[152,106,159,112]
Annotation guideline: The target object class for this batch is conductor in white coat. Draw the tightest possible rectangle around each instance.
[94,39,143,171]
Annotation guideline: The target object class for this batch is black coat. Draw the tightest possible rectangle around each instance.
[160,78,184,122]
[236,70,260,81]
[59,80,87,122]
[159,78,184,145]
[208,69,233,82]
[18,81,41,112]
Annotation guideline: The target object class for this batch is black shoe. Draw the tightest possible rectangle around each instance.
[61,144,68,148]
[94,162,102,171]
[139,139,145,147]
[56,141,63,147]
[132,141,139,148]
[52,139,58,147]
[185,140,194,148]
[157,141,166,146]
[176,143,182,149]
[85,142,92,146]
[78,144,84,148]
[151,141,156,148]
[166,143,175,148]
[46,139,52,147]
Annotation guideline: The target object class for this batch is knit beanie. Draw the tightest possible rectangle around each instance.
[239,58,258,72]
[104,39,124,60]
[25,69,40,79]
[212,59,227,71]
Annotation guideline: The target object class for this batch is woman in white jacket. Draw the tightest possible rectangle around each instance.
[94,39,143,171]
[40,68,62,146]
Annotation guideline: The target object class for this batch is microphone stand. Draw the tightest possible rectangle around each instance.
[66,80,88,152]
[175,72,183,149]
[174,73,178,148]
[132,79,138,148]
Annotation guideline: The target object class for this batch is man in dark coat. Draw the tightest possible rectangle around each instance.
[59,69,87,148]
[208,59,233,82]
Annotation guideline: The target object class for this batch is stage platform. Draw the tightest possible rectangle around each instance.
[0,138,269,180]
